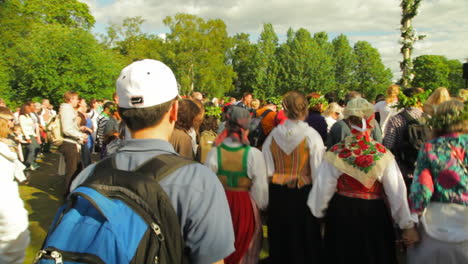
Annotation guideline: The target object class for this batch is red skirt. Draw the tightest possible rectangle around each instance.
[225,190,256,264]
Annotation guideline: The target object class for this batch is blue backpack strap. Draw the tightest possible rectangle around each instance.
[71,186,118,220]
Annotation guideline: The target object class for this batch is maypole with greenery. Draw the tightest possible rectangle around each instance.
[400,0,425,87]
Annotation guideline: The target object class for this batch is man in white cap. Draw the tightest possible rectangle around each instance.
[71,59,235,264]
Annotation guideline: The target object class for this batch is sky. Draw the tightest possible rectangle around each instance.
[81,0,468,80]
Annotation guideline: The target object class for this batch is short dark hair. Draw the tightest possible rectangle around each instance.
[175,99,201,131]
[243,92,253,98]
[200,115,219,133]
[118,99,176,132]
[344,91,361,104]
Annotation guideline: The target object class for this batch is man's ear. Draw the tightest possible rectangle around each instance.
[169,100,178,123]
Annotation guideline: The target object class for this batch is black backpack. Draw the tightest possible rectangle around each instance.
[248,109,272,148]
[35,154,193,264]
[394,111,431,180]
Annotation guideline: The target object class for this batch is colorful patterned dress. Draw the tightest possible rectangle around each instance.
[407,133,468,264]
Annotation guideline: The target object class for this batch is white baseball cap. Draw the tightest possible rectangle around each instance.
[116,59,179,108]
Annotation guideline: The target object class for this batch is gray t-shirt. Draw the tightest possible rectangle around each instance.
[71,138,235,264]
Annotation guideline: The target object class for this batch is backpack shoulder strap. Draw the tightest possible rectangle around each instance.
[136,154,195,182]
[259,109,272,119]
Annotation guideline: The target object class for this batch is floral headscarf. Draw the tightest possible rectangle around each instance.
[214,106,251,146]
[326,98,393,188]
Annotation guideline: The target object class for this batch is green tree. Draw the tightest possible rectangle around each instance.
[6,24,124,104]
[253,23,279,98]
[412,55,450,91]
[332,34,356,96]
[446,59,465,94]
[311,31,335,94]
[230,33,257,95]
[21,0,95,30]
[352,41,392,99]
[163,13,235,97]
[102,17,166,63]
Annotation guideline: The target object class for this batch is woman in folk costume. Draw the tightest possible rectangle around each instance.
[308,97,419,264]
[262,91,325,264]
[204,106,268,264]
[407,100,468,264]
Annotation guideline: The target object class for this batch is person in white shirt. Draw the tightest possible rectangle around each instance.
[374,84,400,136]
[323,102,343,133]
[0,107,29,264]
[18,102,41,170]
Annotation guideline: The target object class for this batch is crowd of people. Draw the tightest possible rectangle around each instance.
[0,58,467,264]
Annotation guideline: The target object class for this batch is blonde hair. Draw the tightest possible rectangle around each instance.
[385,84,400,103]
[63,91,78,102]
[323,102,343,117]
[251,99,260,109]
[0,107,13,138]
[282,91,308,120]
[433,100,467,137]
[423,87,451,115]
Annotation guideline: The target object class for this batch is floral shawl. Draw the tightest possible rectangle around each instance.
[325,134,394,188]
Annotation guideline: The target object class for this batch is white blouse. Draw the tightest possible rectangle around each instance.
[0,142,29,240]
[308,159,416,230]
[204,138,269,210]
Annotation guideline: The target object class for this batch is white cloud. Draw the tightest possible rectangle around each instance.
[82,0,468,79]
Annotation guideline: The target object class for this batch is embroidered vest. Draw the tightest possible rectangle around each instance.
[216,144,252,191]
[271,138,311,188]
[337,174,384,200]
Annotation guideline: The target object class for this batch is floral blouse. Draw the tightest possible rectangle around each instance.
[408,133,468,214]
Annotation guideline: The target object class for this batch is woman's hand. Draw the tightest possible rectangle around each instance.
[402,227,420,246]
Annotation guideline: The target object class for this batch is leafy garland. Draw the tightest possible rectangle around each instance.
[400,0,426,86]
[265,96,282,106]
[308,97,329,110]
[204,105,222,119]
[427,101,468,129]
[393,90,432,109]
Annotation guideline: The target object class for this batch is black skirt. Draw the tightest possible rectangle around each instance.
[324,194,397,264]
[267,184,323,264]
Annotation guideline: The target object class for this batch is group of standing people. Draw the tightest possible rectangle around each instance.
[180,84,467,264]
[0,57,466,264]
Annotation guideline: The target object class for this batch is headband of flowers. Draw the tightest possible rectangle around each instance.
[265,96,282,106]
[204,105,222,119]
[308,97,329,109]
[427,101,467,129]
[393,89,432,109]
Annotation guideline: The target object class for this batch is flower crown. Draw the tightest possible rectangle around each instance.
[308,97,329,109]
[427,101,468,129]
[393,89,432,109]
[204,105,222,119]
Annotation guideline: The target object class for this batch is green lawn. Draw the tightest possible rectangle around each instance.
[19,152,64,264]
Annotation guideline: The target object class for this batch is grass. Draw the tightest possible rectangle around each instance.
[19,152,64,264]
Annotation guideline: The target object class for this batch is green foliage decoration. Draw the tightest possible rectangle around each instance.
[427,101,468,129]
[393,89,432,109]
[204,105,222,119]
[308,97,329,109]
